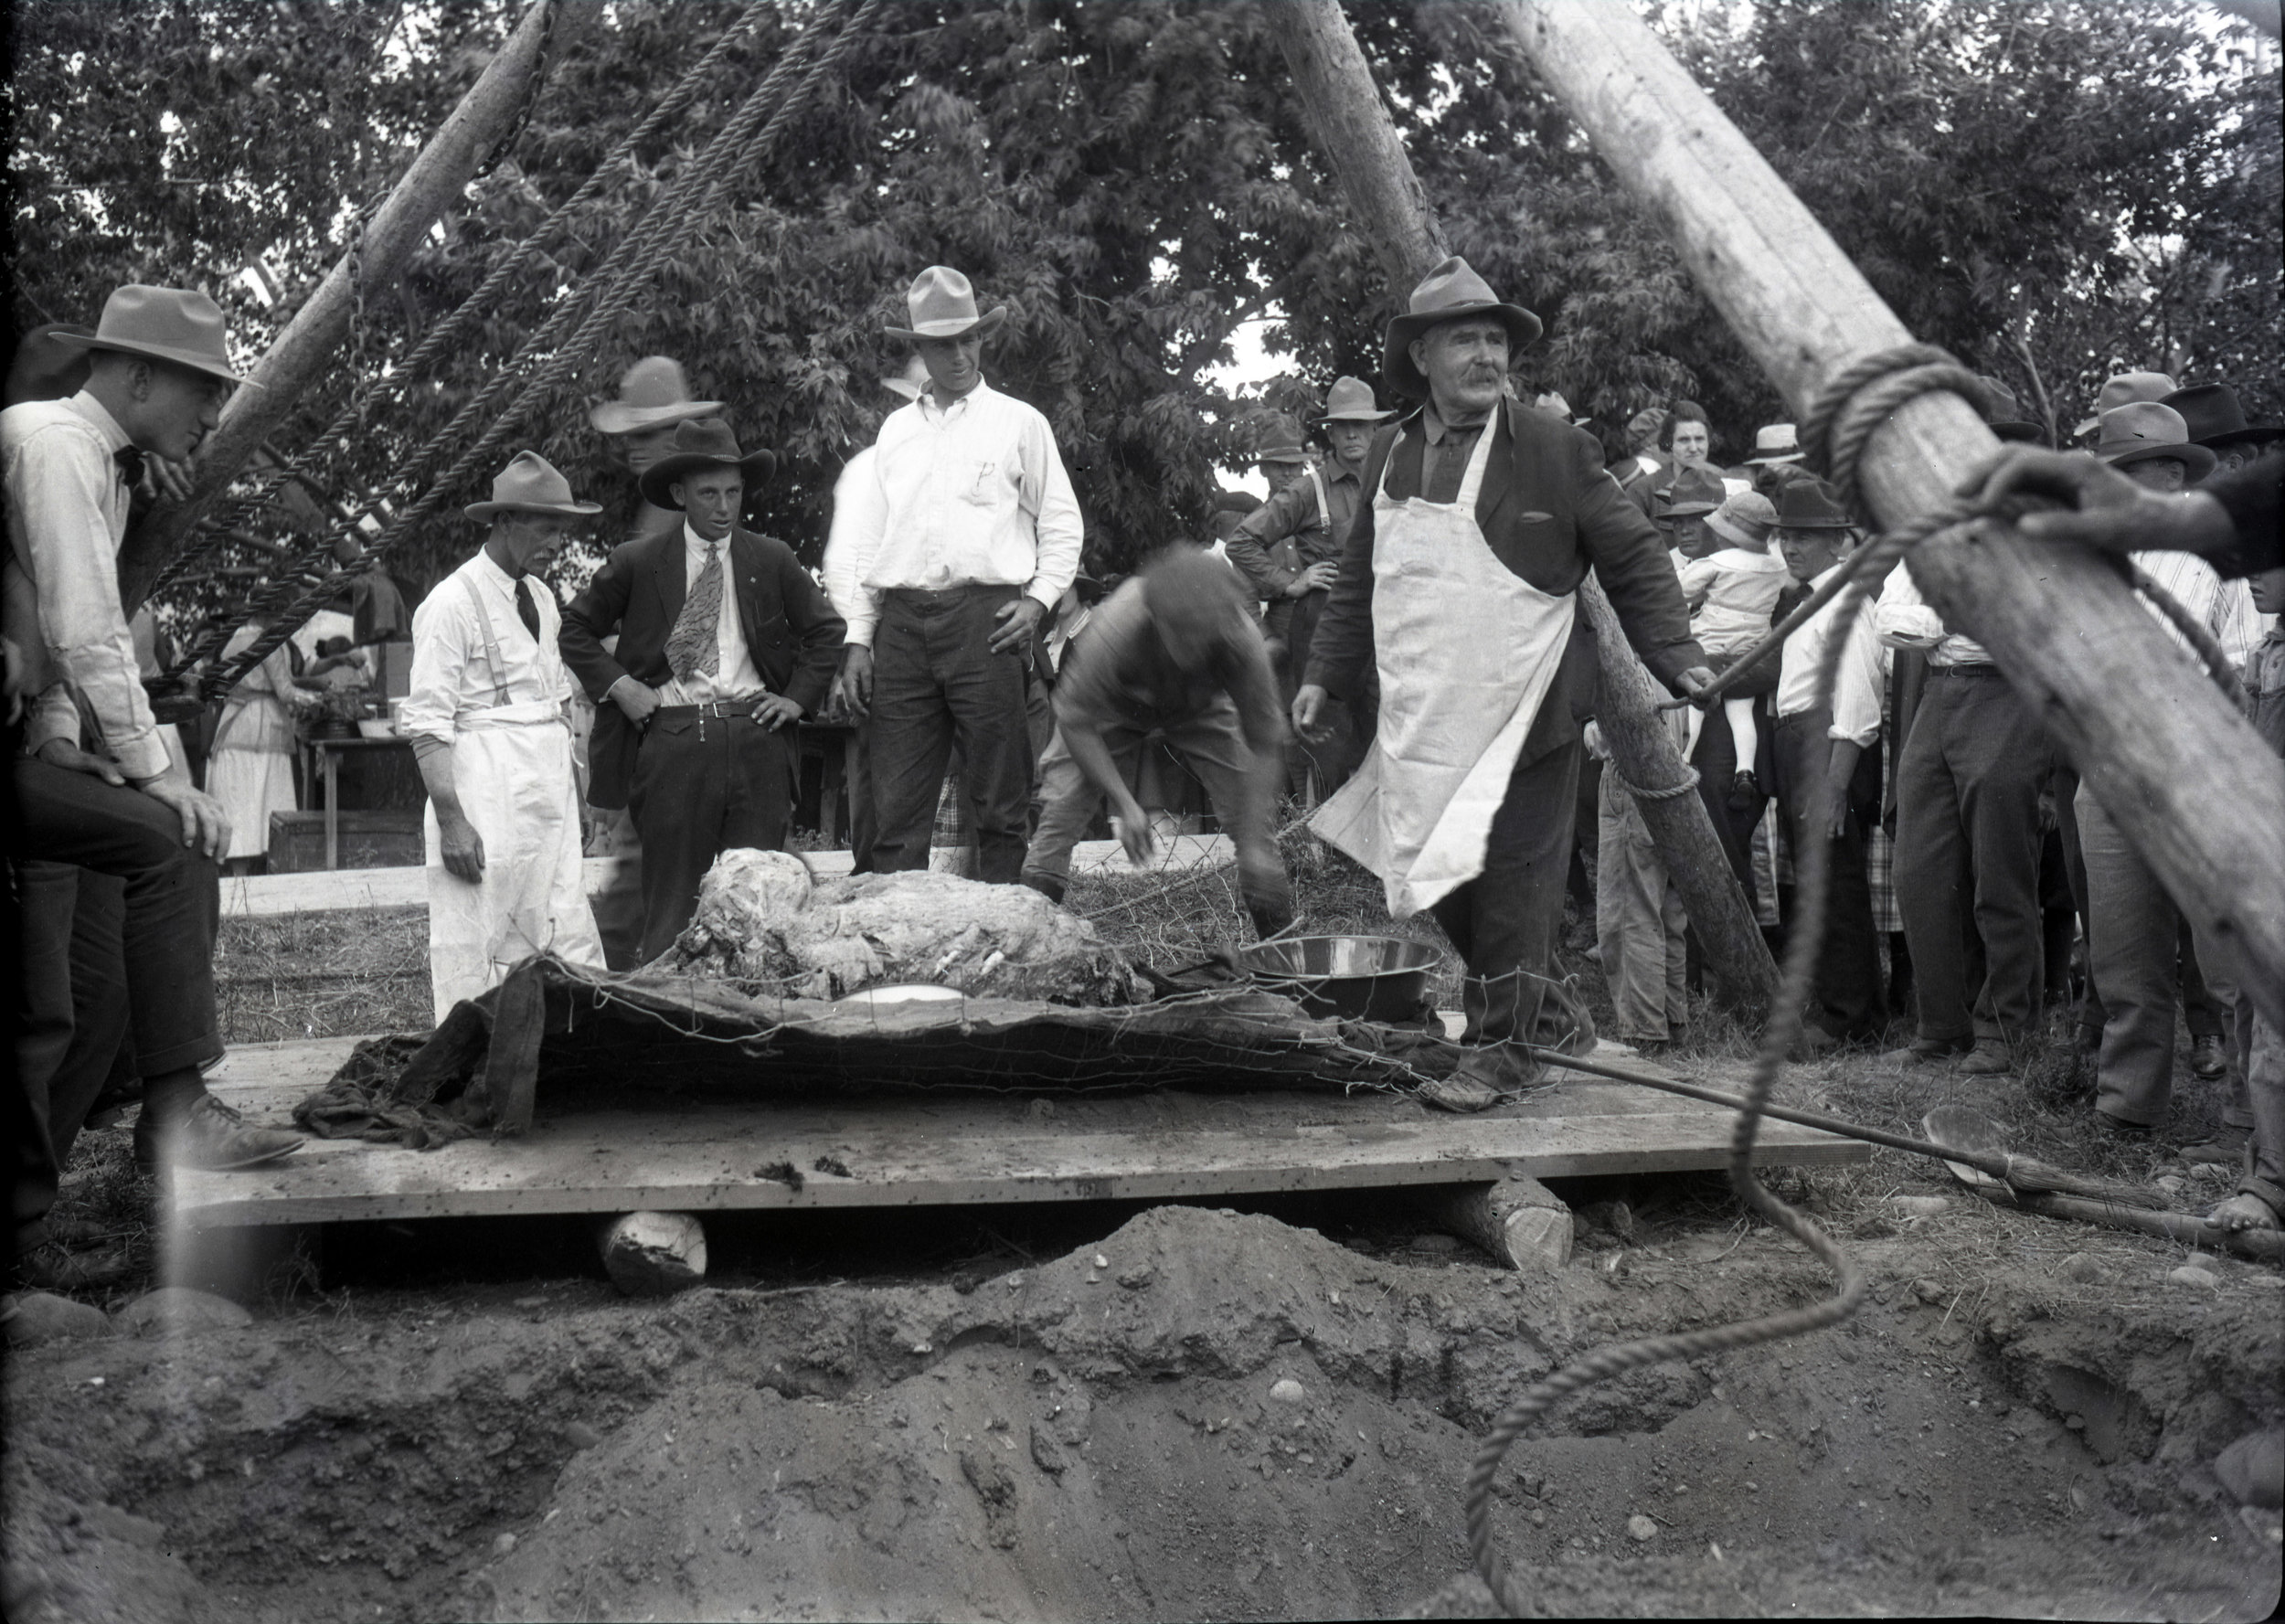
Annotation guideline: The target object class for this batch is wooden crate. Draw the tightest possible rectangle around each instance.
[266,810,425,873]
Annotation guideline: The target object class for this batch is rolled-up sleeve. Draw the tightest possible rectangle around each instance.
[1874,563,1947,647]
[1829,615,1888,748]
[1019,410,1083,613]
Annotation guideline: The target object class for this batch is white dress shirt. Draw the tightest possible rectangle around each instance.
[840,379,1083,648]
[2,391,170,779]
[1776,563,1889,747]
[821,447,883,625]
[399,548,575,744]
[2131,547,2261,668]
[1873,560,1992,666]
[654,522,764,705]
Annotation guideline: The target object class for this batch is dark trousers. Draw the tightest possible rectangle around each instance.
[627,710,793,962]
[1687,695,1762,903]
[846,715,878,874]
[1893,666,2054,1047]
[1429,740,1593,1052]
[11,759,223,1252]
[869,586,1035,883]
[1770,711,1885,1039]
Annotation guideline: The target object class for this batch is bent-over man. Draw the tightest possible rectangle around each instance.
[401,452,607,1021]
[1019,547,1294,939]
[560,419,844,961]
[1298,259,1712,1106]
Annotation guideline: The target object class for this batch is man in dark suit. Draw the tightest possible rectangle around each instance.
[560,419,844,961]
[1298,258,1713,1107]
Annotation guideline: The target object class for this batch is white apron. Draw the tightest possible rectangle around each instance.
[426,573,605,1022]
[1310,419,1578,918]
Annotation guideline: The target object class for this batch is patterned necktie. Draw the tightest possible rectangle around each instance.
[514,577,541,639]
[664,539,724,683]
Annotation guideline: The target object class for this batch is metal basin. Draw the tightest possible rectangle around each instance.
[1236,934,1441,1024]
[834,983,967,1010]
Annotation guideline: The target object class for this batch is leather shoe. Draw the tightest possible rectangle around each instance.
[1956,1039,2014,1076]
[2178,1124,2250,1166]
[133,1094,302,1173]
[1907,1035,1971,1064]
[2093,1110,2152,1142]
[2190,1035,2228,1081]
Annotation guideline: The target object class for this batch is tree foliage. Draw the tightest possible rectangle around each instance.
[6,0,2275,631]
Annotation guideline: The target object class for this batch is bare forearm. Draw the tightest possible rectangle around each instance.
[409,737,463,817]
[1063,725,1142,821]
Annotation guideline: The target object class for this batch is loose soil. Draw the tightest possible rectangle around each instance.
[7,863,2280,1621]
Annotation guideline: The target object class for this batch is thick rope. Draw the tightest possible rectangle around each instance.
[186,0,878,695]
[1609,763,1699,801]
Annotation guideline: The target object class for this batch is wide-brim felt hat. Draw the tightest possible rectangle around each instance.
[465,450,603,522]
[2074,370,2176,438]
[638,418,778,509]
[55,285,245,384]
[1975,376,2044,443]
[2163,382,2282,449]
[1253,413,1310,464]
[1382,257,1544,401]
[884,265,1008,343]
[1654,463,1727,520]
[1770,476,1855,529]
[2094,402,2216,480]
[1315,374,1394,424]
[590,356,721,436]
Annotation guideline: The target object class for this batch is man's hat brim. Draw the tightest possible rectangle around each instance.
[2200,423,2285,448]
[1771,513,1856,530]
[1656,499,1720,519]
[640,449,779,509]
[1743,449,1805,466]
[1315,407,1396,424]
[590,398,721,436]
[465,496,603,522]
[1382,303,1544,400]
[55,332,245,385]
[884,306,1008,344]
[2102,440,2217,480]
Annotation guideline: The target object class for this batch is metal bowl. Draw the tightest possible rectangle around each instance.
[834,983,967,1010]
[1236,934,1442,1023]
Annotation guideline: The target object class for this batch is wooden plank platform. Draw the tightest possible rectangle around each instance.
[173,1035,1866,1229]
[222,834,1238,918]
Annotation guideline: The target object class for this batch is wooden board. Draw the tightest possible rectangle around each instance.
[221,835,1238,918]
[172,1036,1866,1229]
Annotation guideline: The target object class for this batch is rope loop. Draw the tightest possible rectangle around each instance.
[1611,763,1700,801]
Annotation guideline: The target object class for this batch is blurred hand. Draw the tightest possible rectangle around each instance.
[143,455,198,504]
[1956,445,2235,557]
[1111,801,1157,867]
[1673,666,1718,709]
[1290,562,1340,597]
[1291,683,1332,743]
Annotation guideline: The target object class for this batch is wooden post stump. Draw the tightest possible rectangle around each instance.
[1426,1176,1574,1271]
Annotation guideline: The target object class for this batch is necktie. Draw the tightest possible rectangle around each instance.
[664,539,724,683]
[514,577,541,639]
[113,446,145,489]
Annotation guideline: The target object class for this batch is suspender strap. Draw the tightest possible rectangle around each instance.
[458,570,514,708]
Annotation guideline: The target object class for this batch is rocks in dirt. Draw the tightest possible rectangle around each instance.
[1268,1378,1308,1406]
[1886,1195,1950,1219]
[4,1292,115,1344]
[1408,1234,1461,1256]
[2060,1253,2103,1284]
[562,1421,604,1451]
[600,1212,707,1296]
[112,1287,252,1337]
[2166,1265,2221,1290]
[1627,1513,1659,1541]
[667,850,1140,1004]
[1577,1200,1637,1244]
[2214,1429,2284,1511]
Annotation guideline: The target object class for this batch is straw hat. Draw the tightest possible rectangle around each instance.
[1742,423,1804,466]
[1315,375,1395,424]
[55,286,243,383]
[637,419,779,510]
[2092,402,2216,481]
[1381,257,1543,401]
[590,356,720,436]
[2073,371,2176,439]
[464,451,603,522]
[883,266,1007,343]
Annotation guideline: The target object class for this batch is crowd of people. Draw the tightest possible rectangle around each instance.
[7,256,2282,1292]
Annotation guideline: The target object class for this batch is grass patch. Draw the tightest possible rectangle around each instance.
[217,908,430,1043]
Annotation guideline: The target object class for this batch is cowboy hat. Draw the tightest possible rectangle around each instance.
[2093,402,2216,480]
[1770,477,1855,530]
[2074,371,2176,439]
[464,451,603,523]
[1253,414,1310,465]
[882,354,933,403]
[2162,382,2282,450]
[1742,423,1805,466]
[884,266,1007,343]
[1706,490,1780,548]
[54,286,244,384]
[1315,375,1394,424]
[1977,377,2044,444]
[637,418,779,509]
[589,356,721,436]
[1654,464,1727,520]
[1382,257,1543,400]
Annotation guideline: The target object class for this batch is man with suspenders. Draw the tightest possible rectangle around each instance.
[400,451,609,1022]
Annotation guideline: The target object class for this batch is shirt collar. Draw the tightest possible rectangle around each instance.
[685,520,729,557]
[920,377,993,422]
[68,390,133,454]
[472,547,518,589]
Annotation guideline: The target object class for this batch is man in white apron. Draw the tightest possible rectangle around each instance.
[400,451,609,1022]
[1297,258,1715,1106]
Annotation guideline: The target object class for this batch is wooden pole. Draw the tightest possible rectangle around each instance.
[1273,0,1780,1010]
[119,0,562,612]
[1270,3,1451,292]
[1495,0,2285,1030]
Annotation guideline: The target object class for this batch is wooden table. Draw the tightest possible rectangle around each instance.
[307,736,418,869]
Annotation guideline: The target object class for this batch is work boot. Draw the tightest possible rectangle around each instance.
[2178,1124,2251,1167]
[1907,1035,1971,1064]
[133,1094,302,1174]
[2093,1110,2152,1143]
[2191,1035,2229,1081]
[1956,1038,2014,1076]
[1420,1043,1544,1112]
